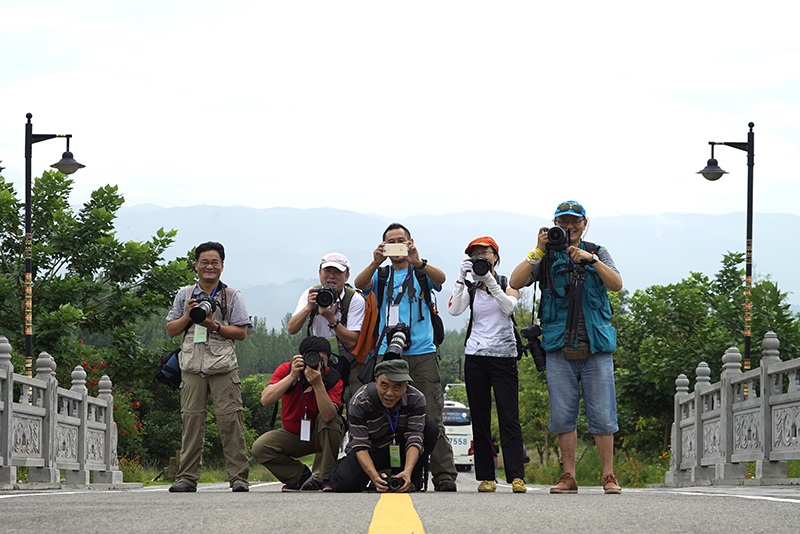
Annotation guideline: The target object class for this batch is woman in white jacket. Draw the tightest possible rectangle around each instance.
[448,236,527,494]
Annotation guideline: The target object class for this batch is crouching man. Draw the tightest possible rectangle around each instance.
[330,359,437,493]
[252,336,344,491]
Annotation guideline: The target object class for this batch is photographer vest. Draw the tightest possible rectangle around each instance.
[539,244,617,355]
[179,282,240,375]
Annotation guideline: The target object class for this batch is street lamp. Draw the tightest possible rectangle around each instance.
[24,113,85,378]
[697,122,754,369]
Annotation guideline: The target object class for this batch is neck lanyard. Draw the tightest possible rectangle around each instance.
[389,268,413,305]
[386,408,400,443]
[299,378,315,418]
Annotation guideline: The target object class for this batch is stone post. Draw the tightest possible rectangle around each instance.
[665,373,690,486]
[0,336,17,485]
[716,346,747,482]
[757,331,786,480]
[691,362,713,484]
[27,353,59,484]
[94,374,122,484]
[69,365,89,485]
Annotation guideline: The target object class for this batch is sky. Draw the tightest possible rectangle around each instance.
[1,0,799,220]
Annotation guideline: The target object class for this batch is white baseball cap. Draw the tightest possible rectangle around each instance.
[320,252,350,272]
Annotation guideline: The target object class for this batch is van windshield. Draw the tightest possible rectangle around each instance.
[443,407,471,426]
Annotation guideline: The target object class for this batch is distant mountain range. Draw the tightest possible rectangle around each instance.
[113,205,798,330]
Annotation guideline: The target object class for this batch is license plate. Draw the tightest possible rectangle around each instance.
[448,437,469,446]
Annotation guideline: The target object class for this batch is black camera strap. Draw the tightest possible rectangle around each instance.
[564,264,586,349]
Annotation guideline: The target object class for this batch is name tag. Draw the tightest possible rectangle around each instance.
[193,325,208,343]
[300,418,312,442]
[389,444,401,468]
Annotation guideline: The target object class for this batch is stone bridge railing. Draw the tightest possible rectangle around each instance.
[665,331,800,486]
[0,336,123,489]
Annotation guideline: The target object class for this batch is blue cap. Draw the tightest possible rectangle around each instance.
[554,201,586,218]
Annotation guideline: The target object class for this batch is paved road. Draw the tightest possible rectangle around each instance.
[3,474,800,533]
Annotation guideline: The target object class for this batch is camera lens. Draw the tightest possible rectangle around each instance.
[303,351,321,369]
[316,286,336,308]
[385,329,407,359]
[189,300,213,324]
[547,226,570,251]
[388,476,404,492]
[471,256,491,277]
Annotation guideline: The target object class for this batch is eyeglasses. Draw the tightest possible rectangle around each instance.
[556,202,585,216]
[554,218,585,228]
[198,260,222,267]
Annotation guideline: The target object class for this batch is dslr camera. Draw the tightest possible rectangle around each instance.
[315,285,338,308]
[384,322,411,359]
[189,295,217,324]
[547,226,571,252]
[471,256,491,277]
[302,350,323,370]
[519,324,547,372]
[387,475,404,492]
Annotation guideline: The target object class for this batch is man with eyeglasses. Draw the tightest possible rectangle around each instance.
[166,241,252,493]
[510,201,624,495]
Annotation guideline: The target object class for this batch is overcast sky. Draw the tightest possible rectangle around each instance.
[1,0,798,220]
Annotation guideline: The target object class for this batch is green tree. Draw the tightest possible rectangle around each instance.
[614,253,800,454]
[0,170,193,459]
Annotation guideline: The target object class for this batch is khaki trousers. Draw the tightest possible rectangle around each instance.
[252,414,344,484]
[176,370,249,486]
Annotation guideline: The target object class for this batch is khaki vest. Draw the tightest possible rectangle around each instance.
[178,285,239,375]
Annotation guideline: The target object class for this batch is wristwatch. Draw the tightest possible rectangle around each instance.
[588,254,599,265]
[328,321,340,329]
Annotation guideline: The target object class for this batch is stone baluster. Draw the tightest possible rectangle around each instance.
[0,336,16,485]
[95,375,122,484]
[28,352,59,484]
[666,373,690,486]
[716,346,745,482]
[68,365,89,485]
[757,331,785,480]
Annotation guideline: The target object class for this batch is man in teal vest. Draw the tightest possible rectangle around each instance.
[510,201,623,495]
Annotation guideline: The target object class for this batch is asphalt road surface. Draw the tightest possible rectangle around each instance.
[3,472,800,533]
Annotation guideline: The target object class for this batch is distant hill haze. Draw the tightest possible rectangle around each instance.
[115,205,798,330]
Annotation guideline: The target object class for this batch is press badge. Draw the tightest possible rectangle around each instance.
[389,444,401,468]
[193,325,208,343]
[300,418,312,442]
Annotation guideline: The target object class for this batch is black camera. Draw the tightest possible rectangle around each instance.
[189,295,217,324]
[519,324,546,372]
[387,475,404,492]
[302,350,322,370]
[384,322,411,360]
[471,256,491,277]
[315,285,338,308]
[547,226,570,252]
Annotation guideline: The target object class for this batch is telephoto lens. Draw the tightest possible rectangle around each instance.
[189,298,215,324]
[303,350,322,369]
[385,323,410,359]
[471,256,491,277]
[316,285,337,308]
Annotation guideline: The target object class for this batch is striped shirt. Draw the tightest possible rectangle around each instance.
[346,384,426,454]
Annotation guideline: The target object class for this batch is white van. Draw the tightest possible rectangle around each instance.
[443,401,474,471]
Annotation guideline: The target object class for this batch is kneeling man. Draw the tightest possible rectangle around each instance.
[252,336,344,491]
[330,359,437,492]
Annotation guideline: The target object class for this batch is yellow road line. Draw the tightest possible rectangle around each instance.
[368,493,425,533]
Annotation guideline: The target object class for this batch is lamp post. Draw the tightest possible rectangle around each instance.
[24,113,84,378]
[697,122,755,369]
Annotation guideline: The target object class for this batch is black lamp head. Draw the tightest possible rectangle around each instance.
[698,158,727,181]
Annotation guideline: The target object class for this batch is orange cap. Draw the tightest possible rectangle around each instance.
[465,236,499,255]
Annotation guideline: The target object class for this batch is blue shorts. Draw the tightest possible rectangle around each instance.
[546,351,619,435]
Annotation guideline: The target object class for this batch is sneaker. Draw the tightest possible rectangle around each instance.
[511,478,527,494]
[301,477,323,491]
[231,483,250,492]
[434,480,457,492]
[168,481,197,493]
[550,473,578,494]
[602,473,622,494]
[281,468,312,492]
[321,481,334,492]
[477,480,497,492]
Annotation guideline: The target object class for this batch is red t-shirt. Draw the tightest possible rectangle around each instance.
[269,361,343,435]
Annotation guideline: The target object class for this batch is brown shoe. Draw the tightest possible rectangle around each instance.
[550,473,578,494]
[603,473,622,494]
